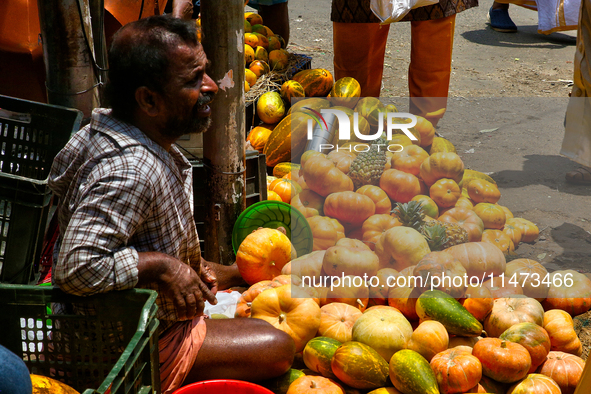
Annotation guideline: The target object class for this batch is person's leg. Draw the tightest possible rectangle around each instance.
[333,22,390,97]
[183,318,295,383]
[257,2,290,45]
[0,344,32,394]
[408,14,456,126]
[488,1,517,32]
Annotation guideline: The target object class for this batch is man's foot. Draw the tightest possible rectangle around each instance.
[488,7,518,33]
[565,167,591,184]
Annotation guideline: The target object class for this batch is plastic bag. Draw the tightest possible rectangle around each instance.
[203,290,242,318]
[370,0,440,24]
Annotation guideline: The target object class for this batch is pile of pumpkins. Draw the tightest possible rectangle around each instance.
[234,225,591,394]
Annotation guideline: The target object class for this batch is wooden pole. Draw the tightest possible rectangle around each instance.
[37,0,100,121]
[201,0,245,264]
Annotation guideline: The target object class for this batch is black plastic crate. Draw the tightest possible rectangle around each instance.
[0,285,160,394]
[192,150,267,255]
[0,95,82,284]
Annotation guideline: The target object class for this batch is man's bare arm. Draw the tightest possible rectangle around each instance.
[171,0,194,20]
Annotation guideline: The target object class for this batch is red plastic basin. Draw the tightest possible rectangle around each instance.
[173,380,275,394]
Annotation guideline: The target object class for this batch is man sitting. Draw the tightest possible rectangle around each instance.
[48,15,295,394]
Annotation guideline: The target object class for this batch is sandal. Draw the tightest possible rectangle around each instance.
[565,167,591,184]
[488,7,518,33]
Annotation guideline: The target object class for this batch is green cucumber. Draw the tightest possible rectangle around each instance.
[389,349,439,394]
[259,368,305,394]
[416,289,483,337]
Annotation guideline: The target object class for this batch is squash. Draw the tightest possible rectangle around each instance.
[459,169,497,189]
[447,336,481,353]
[407,320,449,362]
[274,162,301,178]
[390,145,430,177]
[369,268,400,304]
[269,178,302,203]
[375,226,430,271]
[236,228,296,285]
[439,207,485,242]
[416,290,483,337]
[389,349,439,394]
[467,179,501,204]
[318,302,363,343]
[483,296,545,338]
[235,280,277,318]
[504,259,549,301]
[499,322,551,373]
[321,274,370,312]
[460,284,494,321]
[322,237,379,278]
[413,251,467,298]
[411,116,436,148]
[481,229,515,255]
[472,338,532,383]
[289,97,332,115]
[361,214,402,250]
[303,337,341,379]
[330,77,361,108]
[356,185,392,214]
[351,307,413,362]
[30,374,81,394]
[327,150,355,174]
[302,154,354,197]
[444,242,506,278]
[251,284,321,352]
[249,124,276,152]
[388,286,421,321]
[261,368,307,394]
[542,270,591,315]
[473,203,506,230]
[506,218,539,243]
[429,136,457,154]
[501,222,522,246]
[483,277,524,299]
[536,351,585,394]
[543,309,582,356]
[430,178,461,208]
[331,341,390,390]
[430,348,483,394]
[324,191,376,227]
[379,169,422,203]
[292,68,334,97]
[507,374,561,394]
[291,189,325,218]
[288,250,325,279]
[286,375,344,394]
[419,152,465,186]
[264,112,311,167]
[411,194,439,219]
[307,216,345,251]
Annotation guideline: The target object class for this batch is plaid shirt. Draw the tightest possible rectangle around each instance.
[49,108,201,332]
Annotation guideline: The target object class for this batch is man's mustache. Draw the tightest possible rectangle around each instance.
[197,93,215,107]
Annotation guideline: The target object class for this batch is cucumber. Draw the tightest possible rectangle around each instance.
[259,368,305,394]
[389,349,439,394]
[416,290,483,337]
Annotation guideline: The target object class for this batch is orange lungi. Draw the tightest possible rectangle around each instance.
[159,316,207,394]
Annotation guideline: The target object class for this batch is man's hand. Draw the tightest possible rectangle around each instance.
[200,258,219,295]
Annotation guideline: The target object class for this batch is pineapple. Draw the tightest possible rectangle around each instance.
[347,137,388,189]
[392,201,468,251]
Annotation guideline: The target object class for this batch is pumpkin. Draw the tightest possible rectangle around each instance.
[251,284,321,352]
[292,68,334,97]
[507,374,561,394]
[505,259,549,301]
[269,178,302,203]
[537,351,585,394]
[307,216,345,251]
[331,341,390,390]
[388,286,421,321]
[390,144,430,177]
[431,348,483,394]
[375,226,431,271]
[248,124,276,152]
[438,207,485,242]
[542,270,591,315]
[413,251,467,298]
[366,268,399,305]
[411,194,439,219]
[447,336,481,353]
[501,222,522,247]
[303,337,342,379]
[389,349,440,394]
[30,374,81,394]
[362,214,402,250]
[280,79,306,103]
[379,169,422,203]
[302,154,354,197]
[499,322,551,373]
[460,285,494,321]
[291,189,325,218]
[467,179,501,204]
[412,116,436,148]
[318,302,363,343]
[356,185,392,214]
[429,136,456,154]
[268,190,283,201]
[351,308,413,362]
[322,238,379,278]
[444,242,506,278]
[327,150,356,174]
[419,152,465,186]
[542,309,582,356]
[498,204,514,220]
[289,97,331,115]
[324,191,376,227]
[459,169,497,189]
[506,218,539,243]
[330,77,362,108]
[407,320,449,361]
[430,178,461,208]
[472,338,532,383]
[455,196,474,210]
[288,250,325,279]
[321,274,370,312]
[484,296,545,338]
[235,280,275,318]
[481,229,515,255]
[286,375,344,394]
[236,228,296,285]
[274,162,301,178]
[473,203,506,230]
[483,277,524,299]
[264,112,311,167]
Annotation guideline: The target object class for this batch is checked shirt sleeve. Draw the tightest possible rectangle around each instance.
[54,164,153,296]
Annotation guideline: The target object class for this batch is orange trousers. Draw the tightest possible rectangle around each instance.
[333,15,456,124]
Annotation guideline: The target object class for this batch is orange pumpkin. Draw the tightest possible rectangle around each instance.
[505,259,549,301]
[431,349,483,394]
[379,169,422,203]
[248,124,276,152]
[499,322,551,373]
[356,185,392,214]
[361,214,402,250]
[473,203,506,230]
[302,153,354,197]
[507,374,561,394]
[320,274,369,312]
[438,207,484,242]
[327,150,355,174]
[483,277,523,299]
[251,284,321,352]
[481,229,515,255]
[369,268,400,304]
[506,218,539,243]
[472,338,532,383]
[390,144,429,176]
[429,178,461,208]
[455,196,474,210]
[407,320,449,362]
[444,242,506,278]
[269,178,302,203]
[484,296,545,338]
[324,191,376,227]
[235,280,275,318]
[375,226,430,271]
[307,216,345,251]
[318,302,363,343]
[411,194,439,219]
[467,179,501,204]
[322,238,379,278]
[502,222,522,246]
[447,336,481,353]
[288,250,325,279]
[543,309,582,356]
[537,351,585,394]
[419,152,465,186]
[498,204,514,220]
[388,286,421,321]
[286,375,344,394]
[291,189,325,218]
[236,228,296,285]
[267,189,283,201]
[460,285,494,321]
[412,115,436,147]
[542,270,591,315]
[413,251,467,298]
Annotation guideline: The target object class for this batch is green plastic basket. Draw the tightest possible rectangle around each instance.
[232,200,313,257]
[0,285,160,394]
